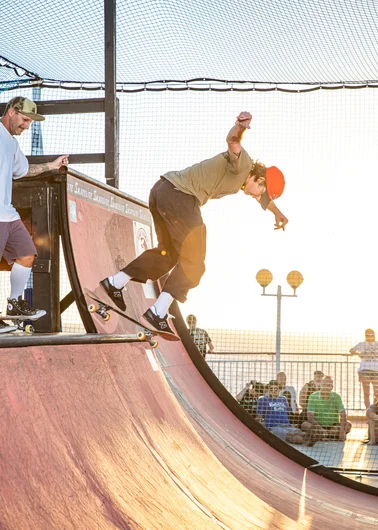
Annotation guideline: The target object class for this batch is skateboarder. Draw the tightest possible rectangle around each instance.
[100,111,287,333]
[0,96,69,332]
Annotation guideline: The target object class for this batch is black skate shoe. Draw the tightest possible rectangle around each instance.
[142,308,175,334]
[6,296,46,321]
[0,319,17,333]
[100,277,126,311]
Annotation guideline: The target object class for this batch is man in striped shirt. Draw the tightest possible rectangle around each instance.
[186,314,214,359]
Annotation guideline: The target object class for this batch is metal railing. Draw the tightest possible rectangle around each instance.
[207,355,366,413]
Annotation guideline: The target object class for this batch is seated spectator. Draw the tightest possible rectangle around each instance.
[277,371,298,411]
[186,314,214,359]
[256,380,307,444]
[297,370,324,425]
[366,395,378,445]
[302,376,352,445]
[236,380,266,418]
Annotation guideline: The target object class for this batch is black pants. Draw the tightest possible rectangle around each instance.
[122,178,206,303]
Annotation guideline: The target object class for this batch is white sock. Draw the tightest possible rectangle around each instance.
[153,292,174,318]
[110,272,131,289]
[10,263,32,299]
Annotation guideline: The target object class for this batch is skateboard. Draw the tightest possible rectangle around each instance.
[84,288,180,348]
[0,315,35,333]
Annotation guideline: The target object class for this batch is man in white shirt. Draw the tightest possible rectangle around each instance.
[0,96,68,333]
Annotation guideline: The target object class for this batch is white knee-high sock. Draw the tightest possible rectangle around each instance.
[152,292,174,317]
[10,263,32,299]
[110,272,131,289]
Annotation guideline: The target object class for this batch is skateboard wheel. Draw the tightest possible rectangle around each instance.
[151,340,158,349]
[102,313,110,321]
[25,324,34,334]
[88,304,97,313]
[137,331,146,341]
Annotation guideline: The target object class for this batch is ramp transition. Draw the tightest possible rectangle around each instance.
[1,170,377,529]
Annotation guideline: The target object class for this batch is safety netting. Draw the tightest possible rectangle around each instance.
[1,0,378,482]
[1,0,378,91]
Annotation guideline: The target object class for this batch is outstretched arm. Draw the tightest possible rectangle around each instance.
[226,112,252,160]
[26,155,69,177]
[267,200,289,231]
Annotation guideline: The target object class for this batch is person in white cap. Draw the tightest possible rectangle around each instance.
[0,96,69,332]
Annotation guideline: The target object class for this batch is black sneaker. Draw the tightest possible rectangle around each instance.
[142,308,175,334]
[6,296,46,321]
[100,277,126,311]
[0,319,17,333]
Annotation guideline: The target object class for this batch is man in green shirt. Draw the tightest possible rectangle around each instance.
[302,376,351,444]
[100,112,287,333]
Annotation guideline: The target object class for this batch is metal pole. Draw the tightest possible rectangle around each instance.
[104,0,119,188]
[31,87,43,156]
[276,285,282,374]
[26,86,45,320]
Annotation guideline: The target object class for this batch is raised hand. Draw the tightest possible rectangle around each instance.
[235,111,252,129]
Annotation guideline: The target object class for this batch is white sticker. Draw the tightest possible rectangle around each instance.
[145,349,159,371]
[133,221,156,299]
[69,200,77,223]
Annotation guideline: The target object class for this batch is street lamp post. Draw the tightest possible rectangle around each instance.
[256,269,304,373]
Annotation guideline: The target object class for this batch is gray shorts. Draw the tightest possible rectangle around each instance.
[0,220,37,265]
[270,424,303,441]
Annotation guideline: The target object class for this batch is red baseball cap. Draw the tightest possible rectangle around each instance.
[266,166,285,200]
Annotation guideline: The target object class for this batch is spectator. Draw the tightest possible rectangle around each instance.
[256,380,307,444]
[350,329,378,408]
[276,371,298,412]
[297,370,324,424]
[366,396,378,445]
[299,370,324,410]
[302,376,351,445]
[277,371,301,426]
[236,380,266,418]
[186,314,214,359]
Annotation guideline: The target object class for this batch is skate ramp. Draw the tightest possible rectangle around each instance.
[1,337,377,529]
[1,341,297,530]
[1,171,376,529]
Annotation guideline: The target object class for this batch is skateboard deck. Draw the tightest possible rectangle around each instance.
[0,315,36,333]
[84,288,180,343]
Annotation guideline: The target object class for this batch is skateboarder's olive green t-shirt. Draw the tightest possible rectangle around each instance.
[163,147,252,207]
[307,391,345,426]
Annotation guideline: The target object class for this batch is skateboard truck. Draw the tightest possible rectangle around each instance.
[0,317,35,334]
[88,301,159,348]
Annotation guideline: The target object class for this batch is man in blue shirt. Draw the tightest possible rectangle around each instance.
[256,380,307,444]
